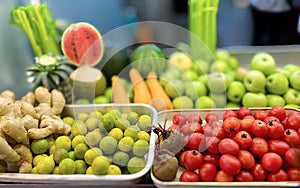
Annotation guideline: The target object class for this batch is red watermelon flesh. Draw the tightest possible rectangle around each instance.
[61,22,104,66]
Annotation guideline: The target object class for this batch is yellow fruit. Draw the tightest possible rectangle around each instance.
[71,135,86,149]
[36,156,55,174]
[91,156,110,175]
[84,148,103,165]
[59,158,76,174]
[63,117,75,126]
[118,136,134,152]
[124,125,140,140]
[107,164,122,175]
[86,166,94,174]
[137,131,150,142]
[109,128,123,141]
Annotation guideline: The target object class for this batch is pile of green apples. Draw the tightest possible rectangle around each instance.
[159,49,300,109]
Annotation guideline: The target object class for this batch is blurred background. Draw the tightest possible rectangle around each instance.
[1,0,299,98]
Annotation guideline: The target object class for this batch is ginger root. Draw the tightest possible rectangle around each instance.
[0,136,20,162]
[21,92,35,106]
[21,101,40,119]
[35,86,51,105]
[0,90,15,102]
[0,116,29,146]
[22,115,39,130]
[14,144,33,173]
[51,89,65,115]
[28,115,71,139]
[0,97,13,116]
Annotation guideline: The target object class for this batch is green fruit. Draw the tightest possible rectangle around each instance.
[91,156,110,175]
[250,52,276,76]
[72,120,88,136]
[85,117,99,132]
[210,93,227,108]
[266,94,286,107]
[75,160,87,174]
[289,70,300,91]
[109,128,123,141]
[226,102,241,108]
[118,136,135,152]
[52,166,60,174]
[55,136,72,151]
[244,70,266,92]
[242,92,268,107]
[107,164,122,175]
[127,157,146,174]
[46,137,55,148]
[185,81,207,101]
[76,112,89,122]
[53,148,69,164]
[130,44,166,76]
[126,111,139,125]
[94,95,110,104]
[31,138,49,155]
[59,158,76,174]
[36,156,55,174]
[101,113,116,132]
[74,143,89,159]
[63,117,74,126]
[137,115,152,131]
[112,151,130,167]
[71,135,86,149]
[89,110,103,119]
[124,125,140,140]
[172,96,194,109]
[137,131,150,142]
[84,148,103,165]
[85,129,102,147]
[108,109,122,119]
[209,60,228,73]
[68,151,76,161]
[99,136,118,155]
[234,67,248,82]
[195,96,215,109]
[266,73,289,95]
[114,117,131,131]
[75,98,90,104]
[132,139,149,157]
[207,72,228,94]
[227,81,246,103]
[164,79,185,98]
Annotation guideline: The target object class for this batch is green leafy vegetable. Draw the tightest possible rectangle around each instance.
[10,4,61,57]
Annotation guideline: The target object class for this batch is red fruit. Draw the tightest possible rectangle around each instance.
[235,170,254,182]
[212,125,227,139]
[184,150,203,171]
[283,129,300,147]
[223,109,238,120]
[202,153,220,168]
[187,114,202,124]
[238,150,255,169]
[189,122,204,134]
[285,113,300,130]
[218,138,240,155]
[179,150,188,167]
[219,154,241,176]
[251,120,268,137]
[179,170,199,182]
[264,116,280,124]
[62,22,104,66]
[205,113,219,124]
[223,116,240,134]
[240,117,255,133]
[205,137,220,154]
[267,121,284,139]
[262,152,283,172]
[254,109,268,121]
[267,169,288,182]
[180,124,194,135]
[203,125,213,136]
[249,137,268,157]
[172,113,187,127]
[268,106,287,121]
[287,167,300,181]
[285,148,300,168]
[234,131,253,149]
[215,170,234,182]
[268,139,290,156]
[251,163,268,181]
[198,163,217,182]
[186,132,205,151]
[237,107,252,119]
[167,124,180,131]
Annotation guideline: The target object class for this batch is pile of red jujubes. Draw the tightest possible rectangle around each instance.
[168,106,300,182]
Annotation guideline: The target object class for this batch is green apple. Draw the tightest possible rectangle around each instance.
[284,104,300,109]
[182,70,198,81]
[185,81,207,101]
[266,94,286,107]
[250,52,276,75]
[289,70,300,91]
[198,74,208,85]
[207,72,228,94]
[210,93,227,108]
[284,64,300,74]
[209,60,229,73]
[226,102,240,108]
[266,73,289,95]
[215,49,231,62]
[244,70,266,92]
[226,81,246,103]
[172,96,194,109]
[195,96,216,109]
[164,79,185,99]
[283,88,300,105]
[275,68,291,78]
[227,56,239,70]
[168,51,193,71]
[234,67,248,82]
[242,92,268,107]
[193,59,210,75]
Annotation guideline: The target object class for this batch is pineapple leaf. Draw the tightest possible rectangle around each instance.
[57,64,75,74]
[32,74,43,89]
[49,73,60,86]
[53,70,69,81]
[26,65,41,72]
[41,72,50,89]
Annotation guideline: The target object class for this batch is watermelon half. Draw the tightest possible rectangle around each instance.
[61,22,104,66]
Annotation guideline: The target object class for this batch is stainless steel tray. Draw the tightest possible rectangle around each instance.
[151,107,300,188]
[0,104,157,186]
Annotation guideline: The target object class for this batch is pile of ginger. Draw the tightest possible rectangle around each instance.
[0,86,71,173]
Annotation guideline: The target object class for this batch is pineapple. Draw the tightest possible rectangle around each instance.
[26,54,76,103]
